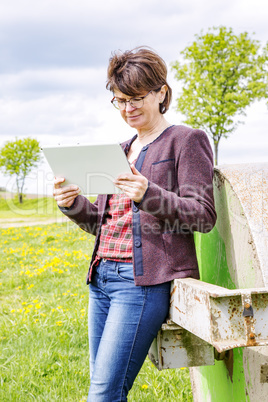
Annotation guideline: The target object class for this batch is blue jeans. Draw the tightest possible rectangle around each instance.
[87,259,170,401]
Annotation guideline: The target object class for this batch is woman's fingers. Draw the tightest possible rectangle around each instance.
[54,188,79,201]
[53,184,79,196]
[54,177,65,189]
[114,172,148,203]
[53,177,80,207]
[130,164,142,175]
[56,194,78,208]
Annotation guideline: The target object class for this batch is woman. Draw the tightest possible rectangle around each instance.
[54,47,217,401]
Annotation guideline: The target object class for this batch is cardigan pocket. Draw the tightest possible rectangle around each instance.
[151,159,175,191]
[162,231,196,271]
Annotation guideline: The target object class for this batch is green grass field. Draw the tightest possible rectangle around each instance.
[0,200,193,401]
[0,195,96,222]
[0,196,61,221]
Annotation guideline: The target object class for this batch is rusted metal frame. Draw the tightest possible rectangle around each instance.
[241,293,257,346]
[169,278,268,353]
[148,320,215,370]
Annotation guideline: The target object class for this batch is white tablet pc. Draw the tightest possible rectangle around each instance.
[42,143,132,195]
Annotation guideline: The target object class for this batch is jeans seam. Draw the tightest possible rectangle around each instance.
[115,266,135,283]
[119,287,147,401]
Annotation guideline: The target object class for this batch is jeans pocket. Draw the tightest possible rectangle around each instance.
[116,263,134,283]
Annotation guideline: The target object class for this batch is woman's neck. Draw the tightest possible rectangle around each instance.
[127,117,171,164]
[136,117,171,146]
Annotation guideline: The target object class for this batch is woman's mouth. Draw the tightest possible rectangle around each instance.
[127,114,140,119]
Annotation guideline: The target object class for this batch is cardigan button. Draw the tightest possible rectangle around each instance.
[134,240,141,248]
[133,205,139,213]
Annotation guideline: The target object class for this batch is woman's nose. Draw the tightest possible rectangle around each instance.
[125,102,136,112]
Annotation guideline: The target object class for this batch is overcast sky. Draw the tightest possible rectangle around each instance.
[0,0,267,195]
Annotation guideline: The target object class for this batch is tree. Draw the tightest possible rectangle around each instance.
[171,26,268,165]
[0,137,41,203]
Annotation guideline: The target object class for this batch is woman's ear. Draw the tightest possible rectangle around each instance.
[159,85,167,103]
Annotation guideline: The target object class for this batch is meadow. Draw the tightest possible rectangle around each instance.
[0,199,193,401]
[0,196,63,222]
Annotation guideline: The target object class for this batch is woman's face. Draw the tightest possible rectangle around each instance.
[113,87,166,132]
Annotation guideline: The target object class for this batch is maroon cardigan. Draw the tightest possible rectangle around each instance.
[59,125,217,286]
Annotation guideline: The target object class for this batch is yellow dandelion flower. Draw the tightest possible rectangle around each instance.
[56,321,63,326]
[35,304,41,309]
[142,384,148,390]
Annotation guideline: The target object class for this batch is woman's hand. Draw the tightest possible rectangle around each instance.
[53,177,80,208]
[114,165,148,203]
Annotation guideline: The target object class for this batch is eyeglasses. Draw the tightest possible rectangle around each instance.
[111,90,153,110]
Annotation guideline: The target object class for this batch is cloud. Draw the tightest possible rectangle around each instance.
[0,0,267,192]
[0,93,107,138]
[1,0,266,73]
[0,68,107,99]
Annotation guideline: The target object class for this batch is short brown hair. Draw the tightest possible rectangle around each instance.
[106,46,172,114]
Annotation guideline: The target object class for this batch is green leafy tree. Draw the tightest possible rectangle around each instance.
[172,26,268,164]
[0,137,41,203]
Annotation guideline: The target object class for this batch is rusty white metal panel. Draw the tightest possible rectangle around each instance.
[169,278,268,353]
[148,322,214,370]
[216,164,268,287]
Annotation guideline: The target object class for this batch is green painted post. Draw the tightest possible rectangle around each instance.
[194,231,249,401]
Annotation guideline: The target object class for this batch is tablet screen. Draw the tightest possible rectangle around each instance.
[42,143,132,195]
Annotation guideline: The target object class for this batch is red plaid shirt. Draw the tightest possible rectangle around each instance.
[97,193,133,261]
